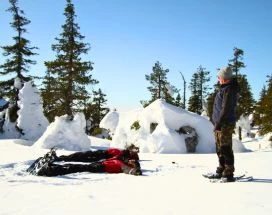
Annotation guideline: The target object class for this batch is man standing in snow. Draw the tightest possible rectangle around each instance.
[211,66,239,181]
[33,146,142,176]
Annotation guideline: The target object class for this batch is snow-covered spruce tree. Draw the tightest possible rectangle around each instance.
[17,82,49,141]
[188,65,211,114]
[141,61,177,107]
[43,0,98,120]
[0,0,37,122]
[84,88,109,135]
[228,47,255,140]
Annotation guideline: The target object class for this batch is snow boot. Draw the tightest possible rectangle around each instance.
[206,166,224,179]
[222,165,235,181]
[27,147,58,175]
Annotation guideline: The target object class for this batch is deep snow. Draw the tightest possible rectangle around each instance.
[0,137,272,215]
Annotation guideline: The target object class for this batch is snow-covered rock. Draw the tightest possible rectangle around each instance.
[33,113,91,151]
[101,99,216,153]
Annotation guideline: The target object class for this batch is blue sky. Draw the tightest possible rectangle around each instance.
[0,0,271,111]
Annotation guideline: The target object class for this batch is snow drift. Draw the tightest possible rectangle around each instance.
[34,113,91,151]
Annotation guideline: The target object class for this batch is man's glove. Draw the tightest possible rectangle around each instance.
[127,159,141,168]
[121,163,142,176]
[129,168,142,176]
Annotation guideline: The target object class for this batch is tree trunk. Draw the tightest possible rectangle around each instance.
[239,126,242,141]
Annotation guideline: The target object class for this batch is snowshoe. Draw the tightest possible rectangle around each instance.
[210,175,253,183]
[202,172,222,179]
[27,147,57,175]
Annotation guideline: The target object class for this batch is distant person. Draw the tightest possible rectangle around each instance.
[211,66,239,181]
[30,145,142,176]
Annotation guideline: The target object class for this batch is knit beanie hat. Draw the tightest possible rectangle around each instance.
[217,66,233,80]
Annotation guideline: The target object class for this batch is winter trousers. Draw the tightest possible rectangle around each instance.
[214,124,235,177]
[57,150,109,162]
[37,150,109,177]
[38,162,105,177]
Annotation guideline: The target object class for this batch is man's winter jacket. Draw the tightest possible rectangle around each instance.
[106,148,139,162]
[212,78,240,130]
[103,148,141,175]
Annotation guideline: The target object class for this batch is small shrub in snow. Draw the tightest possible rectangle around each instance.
[92,127,103,136]
[130,120,140,130]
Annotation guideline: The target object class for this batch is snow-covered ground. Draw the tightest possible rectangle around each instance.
[1,97,272,214]
[0,136,272,215]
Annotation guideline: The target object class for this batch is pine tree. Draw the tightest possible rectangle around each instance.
[84,88,109,135]
[43,0,98,119]
[228,47,255,140]
[236,74,255,117]
[174,92,183,108]
[188,73,200,113]
[228,47,245,76]
[0,0,37,121]
[206,89,217,120]
[91,88,109,125]
[188,66,211,114]
[41,70,62,122]
[206,68,220,120]
[141,61,177,107]
[254,85,267,128]
[257,75,272,134]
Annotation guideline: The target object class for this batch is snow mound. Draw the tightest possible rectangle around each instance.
[256,133,272,150]
[100,110,119,134]
[17,82,49,141]
[233,138,251,152]
[101,99,216,153]
[33,113,91,151]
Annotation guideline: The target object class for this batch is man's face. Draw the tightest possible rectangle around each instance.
[218,76,230,85]
[218,76,224,84]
